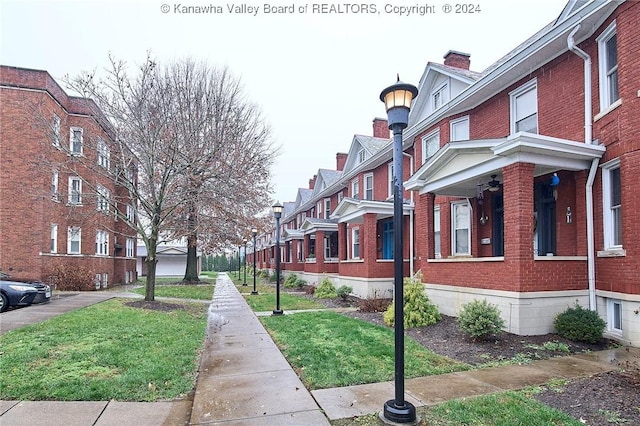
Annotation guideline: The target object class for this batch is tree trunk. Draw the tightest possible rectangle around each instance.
[183,232,200,282]
[145,236,158,301]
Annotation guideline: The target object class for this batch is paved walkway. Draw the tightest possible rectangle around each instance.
[1,274,639,425]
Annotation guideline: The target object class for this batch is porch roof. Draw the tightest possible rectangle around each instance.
[300,217,338,235]
[282,229,304,241]
[330,197,414,224]
[404,132,605,197]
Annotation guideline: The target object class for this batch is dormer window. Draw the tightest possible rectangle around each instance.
[431,84,448,111]
[358,149,366,163]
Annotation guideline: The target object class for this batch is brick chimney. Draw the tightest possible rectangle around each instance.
[372,117,390,139]
[309,174,317,190]
[443,50,471,70]
[336,152,348,171]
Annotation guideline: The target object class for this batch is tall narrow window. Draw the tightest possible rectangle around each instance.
[352,179,360,199]
[70,127,83,155]
[126,238,135,257]
[68,177,82,204]
[358,149,366,163]
[421,130,440,164]
[510,80,538,134]
[338,191,344,204]
[597,21,619,111]
[126,204,135,222]
[352,228,360,259]
[324,198,331,219]
[96,230,109,255]
[364,173,374,200]
[51,170,59,201]
[67,226,81,254]
[388,163,394,198]
[52,115,61,146]
[452,202,470,255]
[97,139,110,169]
[50,224,58,253]
[317,201,322,218]
[434,206,441,258]
[431,84,448,111]
[602,161,622,249]
[97,185,110,213]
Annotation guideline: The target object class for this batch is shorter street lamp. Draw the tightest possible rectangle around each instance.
[380,76,418,424]
[242,238,248,286]
[272,202,284,315]
[237,245,241,280]
[251,228,258,295]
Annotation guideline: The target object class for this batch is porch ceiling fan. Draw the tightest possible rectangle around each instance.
[487,174,501,192]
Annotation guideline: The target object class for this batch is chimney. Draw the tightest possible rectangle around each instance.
[443,50,471,70]
[309,174,317,190]
[372,117,390,139]
[336,152,348,171]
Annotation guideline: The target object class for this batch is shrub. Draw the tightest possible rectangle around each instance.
[48,263,96,291]
[336,285,352,300]
[257,269,269,278]
[284,274,306,289]
[383,271,441,328]
[554,303,606,343]
[315,276,337,298]
[457,299,506,340]
[359,297,392,313]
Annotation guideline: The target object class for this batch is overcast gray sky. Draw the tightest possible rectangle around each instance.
[1,0,567,203]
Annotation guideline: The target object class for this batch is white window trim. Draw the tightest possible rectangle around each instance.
[431,82,448,111]
[596,21,619,113]
[126,204,135,223]
[434,206,441,259]
[451,201,471,256]
[338,191,344,204]
[68,176,82,205]
[450,116,470,141]
[96,230,109,256]
[69,126,83,155]
[509,79,538,135]
[601,158,622,250]
[364,173,374,200]
[50,224,58,254]
[67,226,81,254]
[52,115,61,147]
[421,129,440,165]
[607,299,622,334]
[317,201,322,219]
[51,170,59,201]
[324,198,331,219]
[97,185,110,213]
[351,227,360,260]
[358,148,366,163]
[351,178,360,199]
[97,139,110,170]
[387,163,394,199]
[126,238,135,258]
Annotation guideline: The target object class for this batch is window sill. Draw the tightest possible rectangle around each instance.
[428,256,504,263]
[597,248,626,257]
[594,99,622,122]
[341,259,364,263]
[66,203,83,207]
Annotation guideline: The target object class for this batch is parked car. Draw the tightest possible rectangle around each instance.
[0,278,52,312]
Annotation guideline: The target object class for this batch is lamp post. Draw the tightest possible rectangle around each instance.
[251,228,258,295]
[379,76,418,424]
[237,245,241,280]
[272,202,284,315]
[243,238,248,286]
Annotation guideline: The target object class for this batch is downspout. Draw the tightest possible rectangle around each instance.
[403,151,415,276]
[568,24,598,311]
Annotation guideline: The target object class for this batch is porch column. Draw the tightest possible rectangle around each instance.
[338,222,347,261]
[363,213,377,277]
[304,234,310,259]
[503,163,535,291]
[316,230,325,264]
[416,192,435,263]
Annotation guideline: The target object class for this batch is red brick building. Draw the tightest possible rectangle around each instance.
[0,66,137,287]
[252,0,639,346]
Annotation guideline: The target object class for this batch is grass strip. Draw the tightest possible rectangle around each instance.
[130,284,214,300]
[261,311,469,389]
[0,299,207,401]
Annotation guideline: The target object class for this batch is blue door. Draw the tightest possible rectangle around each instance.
[382,220,394,259]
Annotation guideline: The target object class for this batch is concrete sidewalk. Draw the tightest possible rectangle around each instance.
[1,274,638,425]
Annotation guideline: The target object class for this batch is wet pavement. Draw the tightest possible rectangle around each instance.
[1,273,639,425]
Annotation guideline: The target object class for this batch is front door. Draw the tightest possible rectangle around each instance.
[382,220,393,259]
[492,194,504,256]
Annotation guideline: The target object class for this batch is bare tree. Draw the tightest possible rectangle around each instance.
[64,55,277,297]
[160,60,276,282]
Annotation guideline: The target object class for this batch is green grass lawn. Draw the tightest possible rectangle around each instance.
[0,299,207,401]
[244,292,325,311]
[261,311,469,389]
[130,284,214,300]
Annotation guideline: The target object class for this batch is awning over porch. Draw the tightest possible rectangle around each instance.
[299,217,338,235]
[404,132,605,197]
[330,196,414,223]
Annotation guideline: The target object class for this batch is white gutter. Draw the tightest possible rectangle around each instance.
[568,24,598,311]
[403,151,415,276]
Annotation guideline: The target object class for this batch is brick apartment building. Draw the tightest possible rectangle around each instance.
[250,0,639,346]
[0,66,137,287]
